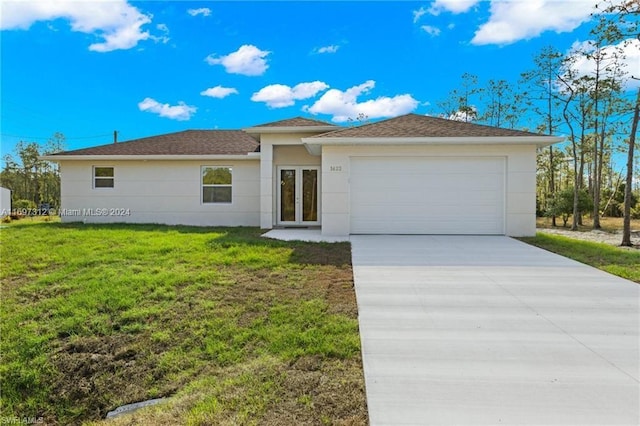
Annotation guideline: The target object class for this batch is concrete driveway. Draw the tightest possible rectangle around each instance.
[350,236,639,425]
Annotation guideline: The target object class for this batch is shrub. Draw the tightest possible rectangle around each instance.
[12,199,37,210]
[546,188,593,227]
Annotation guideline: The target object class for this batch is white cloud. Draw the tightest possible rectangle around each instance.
[0,0,156,52]
[205,45,270,76]
[472,0,596,45]
[413,6,428,23]
[187,8,211,17]
[138,97,196,121]
[316,45,340,54]
[449,106,478,122]
[152,23,170,44]
[430,0,480,15]
[569,38,640,90]
[251,81,329,108]
[421,25,441,36]
[305,80,419,123]
[200,86,239,99]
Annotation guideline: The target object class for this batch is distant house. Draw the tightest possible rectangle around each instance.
[41,114,562,237]
[0,187,11,219]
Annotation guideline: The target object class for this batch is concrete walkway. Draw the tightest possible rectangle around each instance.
[350,236,639,425]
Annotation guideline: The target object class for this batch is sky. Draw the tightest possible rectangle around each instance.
[1,0,638,157]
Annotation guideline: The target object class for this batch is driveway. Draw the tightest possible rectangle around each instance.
[350,236,639,425]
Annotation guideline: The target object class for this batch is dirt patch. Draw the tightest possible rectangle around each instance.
[538,227,640,249]
[49,335,172,424]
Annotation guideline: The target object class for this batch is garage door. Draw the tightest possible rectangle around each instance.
[350,156,505,234]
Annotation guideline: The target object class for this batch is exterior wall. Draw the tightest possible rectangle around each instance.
[320,144,538,237]
[0,187,11,218]
[259,133,322,229]
[58,160,260,226]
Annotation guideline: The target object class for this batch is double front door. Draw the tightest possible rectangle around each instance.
[277,166,320,225]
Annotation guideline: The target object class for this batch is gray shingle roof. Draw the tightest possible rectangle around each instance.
[251,116,335,127]
[52,130,260,156]
[310,113,545,138]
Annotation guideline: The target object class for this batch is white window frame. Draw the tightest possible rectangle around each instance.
[201,166,233,204]
[93,166,114,189]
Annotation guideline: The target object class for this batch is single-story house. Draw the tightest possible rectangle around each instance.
[42,114,562,236]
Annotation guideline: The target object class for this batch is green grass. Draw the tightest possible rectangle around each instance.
[0,222,367,425]
[520,233,640,283]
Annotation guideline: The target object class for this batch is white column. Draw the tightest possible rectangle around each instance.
[260,143,273,229]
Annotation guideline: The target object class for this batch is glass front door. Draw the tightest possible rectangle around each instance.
[278,167,320,225]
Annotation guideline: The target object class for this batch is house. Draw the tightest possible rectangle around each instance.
[41,114,562,236]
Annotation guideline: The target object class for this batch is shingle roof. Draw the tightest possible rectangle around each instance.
[52,130,260,156]
[310,113,545,138]
[251,116,336,127]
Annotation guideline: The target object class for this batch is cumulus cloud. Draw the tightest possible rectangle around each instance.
[205,45,270,76]
[472,0,596,45]
[251,81,329,108]
[187,8,211,17]
[304,80,419,123]
[200,86,239,99]
[0,0,156,52]
[138,97,196,121]
[568,38,640,90]
[421,25,441,36]
[315,45,340,54]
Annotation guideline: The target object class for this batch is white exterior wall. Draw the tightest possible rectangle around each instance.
[58,160,260,226]
[259,133,321,229]
[0,187,11,218]
[320,144,537,237]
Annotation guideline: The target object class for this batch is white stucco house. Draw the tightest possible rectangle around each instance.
[42,114,562,237]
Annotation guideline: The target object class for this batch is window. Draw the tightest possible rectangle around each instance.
[94,166,114,188]
[202,166,232,203]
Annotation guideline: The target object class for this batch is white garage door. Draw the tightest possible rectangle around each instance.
[350,156,505,234]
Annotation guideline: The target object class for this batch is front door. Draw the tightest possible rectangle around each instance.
[277,166,320,226]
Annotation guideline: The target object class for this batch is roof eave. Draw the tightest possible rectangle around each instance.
[301,136,564,149]
[40,153,261,162]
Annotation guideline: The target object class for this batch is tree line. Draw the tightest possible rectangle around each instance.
[0,133,65,211]
[434,0,639,246]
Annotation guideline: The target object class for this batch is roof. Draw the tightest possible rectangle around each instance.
[51,130,260,156]
[251,116,335,127]
[310,113,546,138]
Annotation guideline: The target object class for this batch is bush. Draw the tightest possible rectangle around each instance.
[12,199,36,210]
[546,188,593,227]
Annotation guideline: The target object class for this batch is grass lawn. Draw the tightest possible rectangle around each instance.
[0,221,367,425]
[519,233,640,283]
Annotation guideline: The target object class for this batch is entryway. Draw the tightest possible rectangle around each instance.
[277,166,320,226]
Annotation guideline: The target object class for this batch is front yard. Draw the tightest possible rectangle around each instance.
[0,222,367,425]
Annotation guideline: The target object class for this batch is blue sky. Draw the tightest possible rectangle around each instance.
[1,0,638,156]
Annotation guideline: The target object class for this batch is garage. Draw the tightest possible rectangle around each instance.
[349,156,506,235]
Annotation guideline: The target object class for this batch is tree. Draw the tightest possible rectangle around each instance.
[521,46,565,226]
[546,187,593,227]
[437,73,482,122]
[622,89,639,245]
[0,133,65,208]
[593,0,639,245]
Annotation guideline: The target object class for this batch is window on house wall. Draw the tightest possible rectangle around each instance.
[93,166,114,188]
[202,166,232,203]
